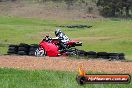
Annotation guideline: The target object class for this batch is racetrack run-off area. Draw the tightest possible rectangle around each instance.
[0,55,132,74]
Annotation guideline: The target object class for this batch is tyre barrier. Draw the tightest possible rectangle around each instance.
[7,44,125,60]
[7,43,39,56]
[58,24,92,28]
[87,51,97,58]
[97,52,109,59]
[18,43,30,55]
[77,50,87,56]
[75,50,125,60]
[29,44,39,56]
[7,45,18,54]
[108,53,125,60]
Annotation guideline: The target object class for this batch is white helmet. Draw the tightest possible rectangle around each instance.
[55,28,61,36]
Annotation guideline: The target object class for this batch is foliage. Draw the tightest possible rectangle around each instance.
[0,0,132,17]
[97,0,132,17]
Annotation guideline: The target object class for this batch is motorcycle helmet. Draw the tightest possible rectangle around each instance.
[55,28,61,36]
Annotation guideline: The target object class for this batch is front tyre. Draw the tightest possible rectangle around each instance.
[35,48,46,57]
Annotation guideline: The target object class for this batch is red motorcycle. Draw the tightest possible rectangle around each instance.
[35,30,82,57]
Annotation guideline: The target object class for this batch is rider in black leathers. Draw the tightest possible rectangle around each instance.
[55,29,70,50]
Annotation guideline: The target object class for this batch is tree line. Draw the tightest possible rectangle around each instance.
[0,0,132,17]
[97,0,132,17]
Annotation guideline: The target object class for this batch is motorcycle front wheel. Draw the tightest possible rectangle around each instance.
[35,48,46,57]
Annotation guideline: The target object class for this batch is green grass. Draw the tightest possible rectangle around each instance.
[0,68,131,88]
[0,16,132,59]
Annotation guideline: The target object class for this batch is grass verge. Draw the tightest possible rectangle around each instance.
[0,68,131,88]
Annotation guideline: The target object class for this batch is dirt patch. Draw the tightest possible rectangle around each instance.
[0,55,132,74]
[0,2,81,19]
[0,1,101,20]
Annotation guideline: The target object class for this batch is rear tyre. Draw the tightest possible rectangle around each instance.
[35,48,46,57]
